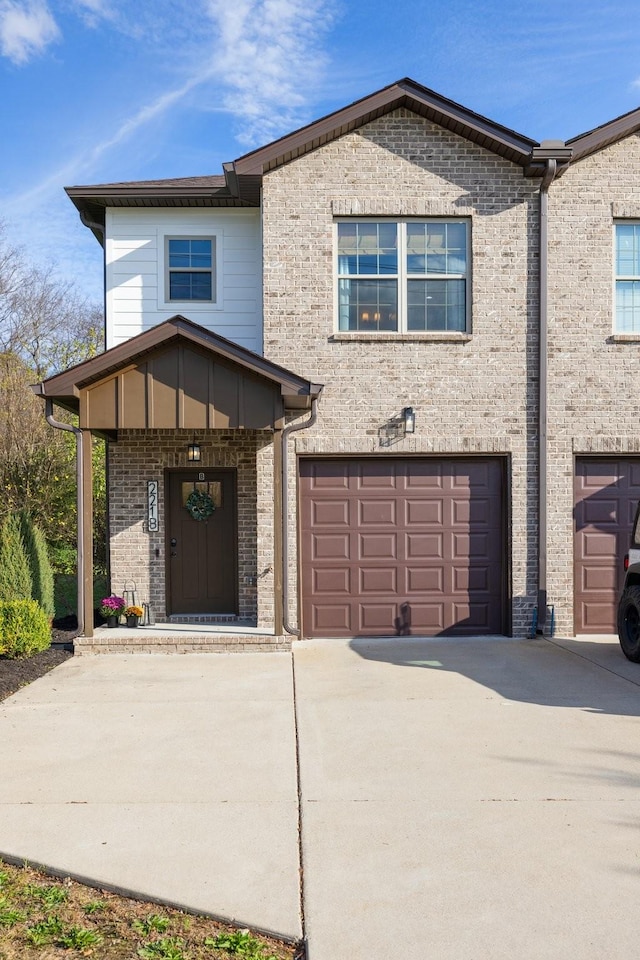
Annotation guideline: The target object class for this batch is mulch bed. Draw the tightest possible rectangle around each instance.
[0,616,78,703]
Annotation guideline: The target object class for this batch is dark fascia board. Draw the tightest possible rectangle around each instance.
[231,77,539,175]
[33,316,323,409]
[566,104,640,163]
[65,176,260,228]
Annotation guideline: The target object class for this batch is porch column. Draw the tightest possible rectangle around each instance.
[81,429,94,638]
[273,427,283,636]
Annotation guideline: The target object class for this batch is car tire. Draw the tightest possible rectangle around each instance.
[617,585,640,662]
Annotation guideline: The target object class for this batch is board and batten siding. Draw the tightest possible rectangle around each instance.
[105,208,262,353]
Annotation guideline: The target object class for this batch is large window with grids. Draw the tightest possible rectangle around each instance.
[336,220,469,333]
[166,237,216,302]
[615,223,640,332]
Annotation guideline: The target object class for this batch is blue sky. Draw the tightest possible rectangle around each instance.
[2,0,640,303]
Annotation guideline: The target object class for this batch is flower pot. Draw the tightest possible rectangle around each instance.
[107,616,119,628]
[126,615,139,629]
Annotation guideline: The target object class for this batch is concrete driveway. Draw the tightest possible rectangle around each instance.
[1,636,640,959]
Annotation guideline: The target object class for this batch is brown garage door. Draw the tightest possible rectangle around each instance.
[574,458,640,633]
[300,458,505,638]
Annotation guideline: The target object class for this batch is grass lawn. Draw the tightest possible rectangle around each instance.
[0,859,299,959]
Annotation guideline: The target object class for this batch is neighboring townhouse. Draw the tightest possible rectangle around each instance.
[33,78,640,644]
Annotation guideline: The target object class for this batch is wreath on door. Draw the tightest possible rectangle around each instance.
[185,489,216,521]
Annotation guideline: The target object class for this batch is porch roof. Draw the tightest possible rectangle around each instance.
[32,316,323,432]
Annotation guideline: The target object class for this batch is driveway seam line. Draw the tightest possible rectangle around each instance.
[545,637,640,687]
[290,646,307,953]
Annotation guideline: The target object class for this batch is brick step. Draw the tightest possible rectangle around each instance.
[74,632,291,655]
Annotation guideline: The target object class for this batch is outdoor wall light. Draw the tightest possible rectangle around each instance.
[403,407,416,434]
[187,438,202,462]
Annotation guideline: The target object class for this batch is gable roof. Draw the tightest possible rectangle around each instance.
[33,316,323,430]
[231,77,538,176]
[566,103,640,163]
[66,78,541,226]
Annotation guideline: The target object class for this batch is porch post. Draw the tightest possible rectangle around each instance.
[273,427,284,636]
[81,429,94,638]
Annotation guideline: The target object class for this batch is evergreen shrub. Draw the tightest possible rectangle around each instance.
[0,600,51,658]
[0,513,32,602]
[19,511,55,621]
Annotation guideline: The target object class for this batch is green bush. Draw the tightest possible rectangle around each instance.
[19,512,55,621]
[0,513,32,602]
[0,600,51,658]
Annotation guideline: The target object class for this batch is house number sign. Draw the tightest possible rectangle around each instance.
[147,480,159,532]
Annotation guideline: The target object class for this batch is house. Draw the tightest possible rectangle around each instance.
[33,78,640,645]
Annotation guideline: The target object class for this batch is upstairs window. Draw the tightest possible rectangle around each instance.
[337,220,469,333]
[166,237,215,302]
[615,223,640,332]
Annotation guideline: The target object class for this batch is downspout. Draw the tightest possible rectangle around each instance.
[45,399,85,635]
[282,396,320,636]
[536,156,558,635]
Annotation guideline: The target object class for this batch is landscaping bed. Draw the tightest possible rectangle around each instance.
[0,859,298,959]
[0,617,77,702]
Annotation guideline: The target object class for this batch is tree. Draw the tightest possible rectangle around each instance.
[0,222,106,573]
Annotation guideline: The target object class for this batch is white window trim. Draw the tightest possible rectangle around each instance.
[334,218,471,335]
[614,220,640,335]
[157,230,224,312]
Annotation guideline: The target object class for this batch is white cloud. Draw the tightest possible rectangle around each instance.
[205,0,337,146]
[0,0,59,64]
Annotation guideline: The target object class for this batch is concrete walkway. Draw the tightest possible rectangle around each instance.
[0,653,301,939]
[1,636,640,958]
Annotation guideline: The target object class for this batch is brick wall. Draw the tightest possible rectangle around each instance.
[546,132,640,635]
[261,109,541,637]
[108,429,275,623]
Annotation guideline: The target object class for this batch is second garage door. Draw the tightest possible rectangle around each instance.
[300,458,505,638]
[574,458,640,633]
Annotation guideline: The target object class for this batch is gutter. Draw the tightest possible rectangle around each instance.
[281,395,321,636]
[44,399,85,635]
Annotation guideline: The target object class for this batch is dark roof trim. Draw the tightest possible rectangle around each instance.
[33,316,323,411]
[567,104,640,163]
[65,175,261,227]
[231,77,539,175]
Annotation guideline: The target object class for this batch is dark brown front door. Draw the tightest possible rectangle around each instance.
[300,458,505,638]
[167,469,237,615]
[574,458,640,633]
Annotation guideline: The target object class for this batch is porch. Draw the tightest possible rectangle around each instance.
[74,622,291,654]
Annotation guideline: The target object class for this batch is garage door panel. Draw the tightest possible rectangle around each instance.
[359,500,397,525]
[313,604,351,632]
[406,567,444,593]
[452,532,491,559]
[582,499,618,526]
[359,603,398,630]
[582,531,616,558]
[582,565,616,592]
[454,565,489,592]
[407,603,445,630]
[359,534,397,558]
[313,568,350,594]
[360,567,397,594]
[574,458,640,633]
[406,499,443,524]
[405,464,444,488]
[312,500,350,526]
[405,532,444,559]
[307,462,350,489]
[312,534,350,560]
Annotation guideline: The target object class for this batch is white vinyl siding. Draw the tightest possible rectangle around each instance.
[105,208,262,352]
